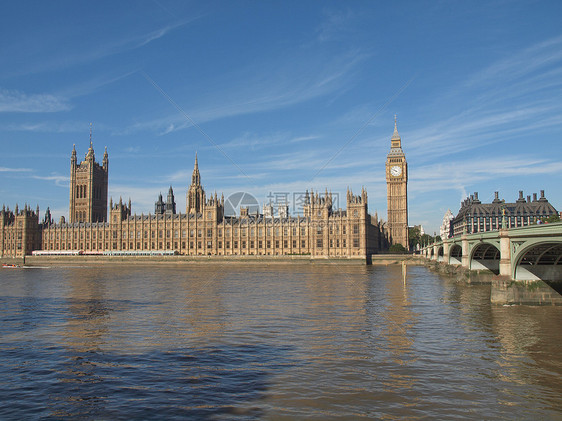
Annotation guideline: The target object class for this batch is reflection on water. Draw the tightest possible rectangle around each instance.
[0,263,561,419]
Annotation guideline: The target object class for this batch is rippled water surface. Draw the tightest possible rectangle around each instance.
[1,263,561,420]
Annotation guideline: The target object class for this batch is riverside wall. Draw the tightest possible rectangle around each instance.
[21,254,370,266]
[420,258,562,306]
[5,253,422,267]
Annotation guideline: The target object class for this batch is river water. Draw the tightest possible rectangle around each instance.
[0,263,561,420]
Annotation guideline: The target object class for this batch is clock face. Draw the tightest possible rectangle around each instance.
[391,165,402,176]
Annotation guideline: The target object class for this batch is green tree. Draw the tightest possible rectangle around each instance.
[420,234,433,246]
[408,226,421,250]
[542,214,561,223]
[389,243,407,253]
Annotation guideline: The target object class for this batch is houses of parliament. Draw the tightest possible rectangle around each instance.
[0,122,410,260]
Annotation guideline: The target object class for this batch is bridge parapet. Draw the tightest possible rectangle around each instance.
[421,222,562,281]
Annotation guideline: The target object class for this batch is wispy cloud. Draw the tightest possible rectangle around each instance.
[0,120,91,133]
[5,19,198,78]
[410,156,562,194]
[119,49,368,136]
[31,174,69,187]
[406,35,562,163]
[0,169,70,187]
[102,18,197,55]
[0,70,136,118]
[289,135,321,143]
[0,89,70,113]
[406,104,560,160]
[137,24,182,47]
[219,132,320,150]
[58,69,138,99]
[465,35,562,88]
[0,167,32,172]
[315,9,355,43]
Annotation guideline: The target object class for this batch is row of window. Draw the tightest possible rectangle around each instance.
[43,224,360,241]
[75,185,103,199]
[44,237,363,252]
[1,232,23,239]
[455,215,545,235]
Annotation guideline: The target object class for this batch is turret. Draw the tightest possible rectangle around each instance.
[103,146,108,170]
[165,186,176,215]
[192,152,200,185]
[71,144,77,166]
[44,207,52,225]
[85,123,95,161]
[187,153,205,214]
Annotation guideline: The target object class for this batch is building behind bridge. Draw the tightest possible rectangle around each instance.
[449,191,558,237]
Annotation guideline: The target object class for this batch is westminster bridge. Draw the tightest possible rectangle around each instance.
[420,222,562,282]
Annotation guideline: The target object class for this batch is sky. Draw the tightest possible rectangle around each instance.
[1,1,561,235]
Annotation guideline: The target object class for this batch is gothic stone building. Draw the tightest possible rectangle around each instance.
[1,140,391,259]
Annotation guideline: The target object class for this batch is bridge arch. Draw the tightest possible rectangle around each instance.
[437,246,444,262]
[469,242,500,274]
[449,243,462,265]
[513,241,562,281]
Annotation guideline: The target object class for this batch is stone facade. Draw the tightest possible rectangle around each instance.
[386,117,409,250]
[440,209,454,239]
[69,141,108,223]
[1,140,391,259]
[0,205,41,258]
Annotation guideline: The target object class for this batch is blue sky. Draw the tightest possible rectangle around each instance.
[1,1,561,234]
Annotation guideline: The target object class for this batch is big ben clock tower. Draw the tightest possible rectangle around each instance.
[386,116,409,250]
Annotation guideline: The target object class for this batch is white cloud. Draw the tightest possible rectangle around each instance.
[410,156,562,194]
[408,34,562,165]
[31,174,69,188]
[0,89,71,113]
[7,19,199,78]
[289,135,321,143]
[0,167,32,172]
[465,35,562,88]
[1,120,89,133]
[315,9,356,43]
[118,49,368,136]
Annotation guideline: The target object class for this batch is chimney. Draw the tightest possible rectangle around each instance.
[541,190,545,198]
[519,191,524,200]
[474,192,478,200]
[533,193,537,202]
[527,195,531,203]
